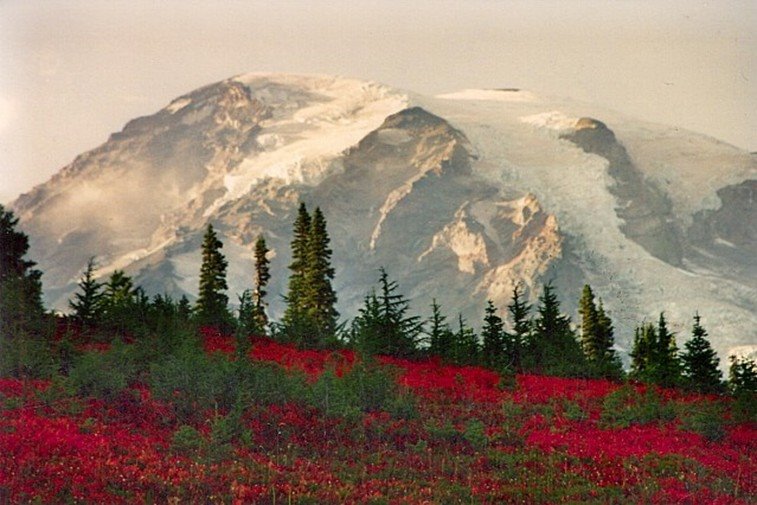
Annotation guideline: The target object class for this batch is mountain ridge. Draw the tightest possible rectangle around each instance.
[10,73,756,363]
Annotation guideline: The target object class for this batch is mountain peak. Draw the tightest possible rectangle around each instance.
[11,73,757,365]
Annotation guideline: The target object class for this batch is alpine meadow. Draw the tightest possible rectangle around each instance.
[1,68,755,503]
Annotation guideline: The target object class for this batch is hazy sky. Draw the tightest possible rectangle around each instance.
[1,0,755,203]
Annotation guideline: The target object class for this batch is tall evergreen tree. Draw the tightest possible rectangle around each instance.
[481,300,506,368]
[578,285,622,378]
[653,312,681,388]
[100,270,141,333]
[578,285,601,359]
[69,257,104,327]
[426,299,454,360]
[301,207,338,344]
[681,313,723,393]
[350,268,421,358]
[630,323,655,378]
[527,283,586,376]
[195,224,230,328]
[0,205,50,377]
[0,204,43,318]
[252,235,271,332]
[282,203,312,340]
[506,283,531,370]
[594,300,623,379]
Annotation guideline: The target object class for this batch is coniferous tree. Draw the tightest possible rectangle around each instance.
[0,204,44,321]
[102,270,134,306]
[350,268,421,358]
[235,291,254,361]
[631,313,681,387]
[729,356,757,394]
[177,295,193,321]
[578,285,601,359]
[0,205,51,378]
[527,283,585,376]
[594,300,623,379]
[653,312,682,388]
[728,356,757,422]
[351,290,383,356]
[506,283,531,370]
[452,314,479,366]
[195,224,230,328]
[282,203,312,340]
[630,322,655,379]
[301,207,338,344]
[69,257,104,327]
[578,285,622,378]
[426,299,454,361]
[680,313,722,393]
[252,235,271,332]
[481,300,506,368]
[237,290,257,336]
[100,270,140,333]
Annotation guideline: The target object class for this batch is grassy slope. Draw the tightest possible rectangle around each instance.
[0,329,754,504]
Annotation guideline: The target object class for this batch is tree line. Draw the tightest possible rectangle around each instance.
[1,203,755,410]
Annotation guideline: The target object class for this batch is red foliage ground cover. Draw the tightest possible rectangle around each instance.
[1,330,754,503]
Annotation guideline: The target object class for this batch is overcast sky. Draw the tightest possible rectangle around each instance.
[1,0,754,203]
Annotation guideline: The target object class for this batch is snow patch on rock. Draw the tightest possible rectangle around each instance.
[208,74,408,214]
[437,89,538,103]
[166,97,191,114]
[519,110,579,134]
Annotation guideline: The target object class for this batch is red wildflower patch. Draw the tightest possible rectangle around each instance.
[1,333,754,503]
[250,339,355,378]
[381,356,504,402]
[0,378,49,397]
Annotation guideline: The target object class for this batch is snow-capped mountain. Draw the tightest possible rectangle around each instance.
[11,73,756,361]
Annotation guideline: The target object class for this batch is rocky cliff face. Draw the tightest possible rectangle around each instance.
[11,74,756,362]
[688,179,757,289]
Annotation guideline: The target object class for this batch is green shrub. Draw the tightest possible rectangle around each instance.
[307,361,417,420]
[560,399,588,422]
[0,332,56,379]
[600,385,675,428]
[425,420,461,444]
[732,392,756,424]
[308,368,357,419]
[387,390,418,420]
[171,425,203,456]
[498,399,526,447]
[149,341,236,423]
[67,340,137,401]
[210,403,248,446]
[677,401,726,441]
[235,359,308,406]
[463,418,488,451]
[150,339,309,423]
